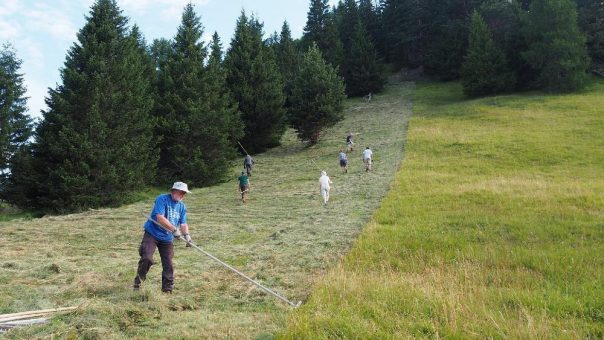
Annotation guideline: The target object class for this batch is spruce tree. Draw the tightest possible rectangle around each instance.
[337,0,359,50]
[380,0,425,67]
[207,32,245,170]
[338,0,384,96]
[420,0,474,80]
[275,21,301,116]
[224,11,285,153]
[479,1,529,89]
[302,0,330,48]
[10,0,157,212]
[149,37,172,142]
[302,0,344,68]
[576,0,604,68]
[155,5,242,186]
[130,25,155,85]
[208,32,224,66]
[276,22,299,82]
[462,12,514,97]
[478,0,519,48]
[522,0,589,91]
[289,44,346,145]
[150,38,172,71]
[359,0,383,57]
[0,44,33,188]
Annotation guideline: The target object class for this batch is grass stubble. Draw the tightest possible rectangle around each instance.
[0,82,413,338]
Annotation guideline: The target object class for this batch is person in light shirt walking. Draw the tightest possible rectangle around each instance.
[318,171,333,206]
[362,147,373,171]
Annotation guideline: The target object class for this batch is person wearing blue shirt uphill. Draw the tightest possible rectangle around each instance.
[133,182,193,293]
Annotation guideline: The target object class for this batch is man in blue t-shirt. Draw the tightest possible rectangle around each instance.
[133,182,193,293]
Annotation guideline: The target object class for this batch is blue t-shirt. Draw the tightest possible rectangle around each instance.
[144,193,187,243]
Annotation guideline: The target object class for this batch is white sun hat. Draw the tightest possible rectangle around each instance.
[171,181,191,193]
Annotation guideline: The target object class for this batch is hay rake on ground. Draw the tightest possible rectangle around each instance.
[142,212,302,308]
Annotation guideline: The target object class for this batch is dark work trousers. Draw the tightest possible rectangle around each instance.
[134,231,174,292]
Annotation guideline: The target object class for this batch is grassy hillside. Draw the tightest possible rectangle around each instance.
[0,83,412,338]
[280,79,604,338]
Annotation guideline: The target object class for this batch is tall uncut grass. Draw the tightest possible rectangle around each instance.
[280,79,604,338]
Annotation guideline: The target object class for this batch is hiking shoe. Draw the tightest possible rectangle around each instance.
[133,283,140,290]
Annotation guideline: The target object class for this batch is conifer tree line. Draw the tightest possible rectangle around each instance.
[299,0,599,96]
[0,0,602,213]
[0,0,346,213]
[372,0,598,95]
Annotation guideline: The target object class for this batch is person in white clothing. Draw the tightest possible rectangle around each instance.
[318,171,333,206]
[362,147,373,171]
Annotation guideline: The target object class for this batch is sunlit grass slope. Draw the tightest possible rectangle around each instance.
[0,83,412,338]
[280,79,604,338]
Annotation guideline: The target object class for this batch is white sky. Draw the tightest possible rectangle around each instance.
[0,0,339,120]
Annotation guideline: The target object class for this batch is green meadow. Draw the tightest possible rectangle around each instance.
[2,78,603,338]
[280,79,604,338]
[0,83,411,338]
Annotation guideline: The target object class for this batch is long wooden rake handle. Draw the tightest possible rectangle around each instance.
[141,212,301,308]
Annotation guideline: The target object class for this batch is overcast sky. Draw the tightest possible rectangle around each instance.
[0,0,337,121]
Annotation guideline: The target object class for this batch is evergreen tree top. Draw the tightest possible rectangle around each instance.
[281,21,292,38]
[304,0,330,35]
[64,0,130,82]
[209,31,223,65]
[173,3,206,62]
[77,0,128,46]
[130,24,146,46]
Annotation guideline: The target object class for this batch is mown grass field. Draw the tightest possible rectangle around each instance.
[0,83,412,338]
[280,79,604,338]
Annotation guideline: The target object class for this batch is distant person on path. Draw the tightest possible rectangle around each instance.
[134,182,192,293]
[319,171,333,206]
[362,147,373,172]
[244,154,254,176]
[339,150,348,173]
[346,132,354,152]
[346,132,361,152]
[238,171,251,202]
